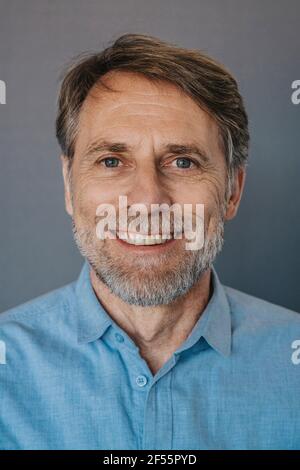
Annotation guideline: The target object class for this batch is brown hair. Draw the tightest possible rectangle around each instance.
[56,33,249,183]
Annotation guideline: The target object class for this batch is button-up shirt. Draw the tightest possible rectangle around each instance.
[0,260,300,449]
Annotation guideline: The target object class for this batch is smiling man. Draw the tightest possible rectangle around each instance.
[1,34,300,450]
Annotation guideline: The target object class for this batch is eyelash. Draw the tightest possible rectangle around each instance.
[97,156,122,167]
[96,156,200,169]
[170,157,199,169]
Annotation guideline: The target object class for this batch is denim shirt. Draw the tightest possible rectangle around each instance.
[0,260,300,449]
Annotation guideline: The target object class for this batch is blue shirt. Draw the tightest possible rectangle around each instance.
[0,260,300,450]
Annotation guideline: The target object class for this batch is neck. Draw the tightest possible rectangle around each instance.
[90,267,212,375]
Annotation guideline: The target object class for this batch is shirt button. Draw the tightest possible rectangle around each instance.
[136,375,148,387]
[115,333,124,343]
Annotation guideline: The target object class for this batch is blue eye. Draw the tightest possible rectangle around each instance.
[175,157,194,169]
[102,157,120,168]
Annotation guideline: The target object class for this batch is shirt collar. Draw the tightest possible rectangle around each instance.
[75,260,232,357]
[75,260,112,344]
[174,265,232,357]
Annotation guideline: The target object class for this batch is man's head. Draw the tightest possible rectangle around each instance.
[56,34,249,306]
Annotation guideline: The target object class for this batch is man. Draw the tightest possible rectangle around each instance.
[0,34,299,450]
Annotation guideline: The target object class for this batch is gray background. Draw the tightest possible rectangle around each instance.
[0,0,299,313]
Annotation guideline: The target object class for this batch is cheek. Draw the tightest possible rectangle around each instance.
[73,176,116,223]
[176,181,222,212]
[179,181,224,235]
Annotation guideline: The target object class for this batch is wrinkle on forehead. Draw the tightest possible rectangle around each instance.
[83,70,202,113]
[80,73,216,132]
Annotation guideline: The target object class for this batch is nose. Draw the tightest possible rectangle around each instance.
[126,163,173,209]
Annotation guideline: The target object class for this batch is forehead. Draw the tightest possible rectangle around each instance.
[76,71,222,155]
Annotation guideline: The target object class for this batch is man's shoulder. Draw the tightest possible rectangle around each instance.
[224,284,299,320]
[0,281,76,329]
[223,283,300,340]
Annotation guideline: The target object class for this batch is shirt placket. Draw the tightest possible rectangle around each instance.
[142,355,178,450]
[108,325,179,450]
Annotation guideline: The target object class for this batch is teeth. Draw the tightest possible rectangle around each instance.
[118,232,172,245]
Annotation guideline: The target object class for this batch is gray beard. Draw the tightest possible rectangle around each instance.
[72,216,225,307]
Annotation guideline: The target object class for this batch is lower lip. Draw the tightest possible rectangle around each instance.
[115,236,178,253]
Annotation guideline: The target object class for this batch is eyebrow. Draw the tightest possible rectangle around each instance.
[83,139,211,164]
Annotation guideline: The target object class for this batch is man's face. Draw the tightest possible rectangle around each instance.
[62,71,244,306]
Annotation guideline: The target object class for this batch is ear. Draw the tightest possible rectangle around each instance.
[224,167,246,220]
[61,155,73,217]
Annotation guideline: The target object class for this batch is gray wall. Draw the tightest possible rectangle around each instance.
[0,0,299,313]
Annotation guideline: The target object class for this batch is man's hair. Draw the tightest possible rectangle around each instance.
[56,33,249,186]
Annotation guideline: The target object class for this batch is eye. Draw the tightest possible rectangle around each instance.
[172,157,196,169]
[99,156,121,168]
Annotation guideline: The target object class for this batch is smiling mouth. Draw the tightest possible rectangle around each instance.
[116,231,174,246]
